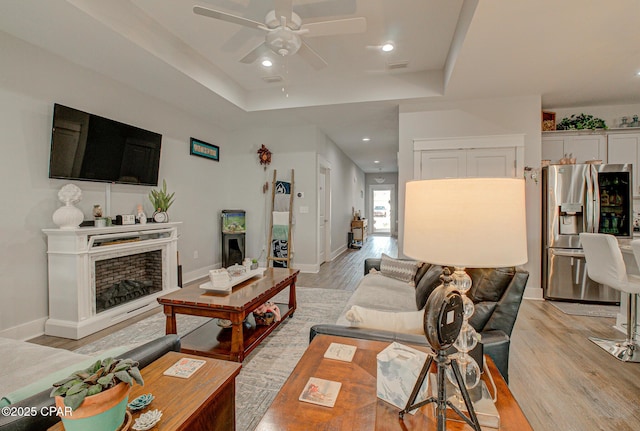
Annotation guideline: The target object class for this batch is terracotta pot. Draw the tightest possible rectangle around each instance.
[55,381,131,431]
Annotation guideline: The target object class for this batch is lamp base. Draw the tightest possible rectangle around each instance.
[399,351,481,431]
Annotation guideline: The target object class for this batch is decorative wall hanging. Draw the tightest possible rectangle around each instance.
[257,144,272,166]
[190,137,219,161]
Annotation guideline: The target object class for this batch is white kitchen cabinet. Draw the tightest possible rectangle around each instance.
[607,132,640,196]
[416,147,516,179]
[413,134,524,180]
[418,149,466,179]
[541,133,607,163]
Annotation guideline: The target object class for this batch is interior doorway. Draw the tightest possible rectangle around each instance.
[369,185,394,235]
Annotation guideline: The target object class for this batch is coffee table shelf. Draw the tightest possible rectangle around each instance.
[180,302,293,360]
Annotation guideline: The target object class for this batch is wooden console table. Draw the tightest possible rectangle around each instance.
[351,219,367,244]
[49,351,241,431]
[255,335,533,430]
[158,267,299,362]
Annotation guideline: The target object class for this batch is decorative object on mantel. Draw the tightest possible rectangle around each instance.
[52,184,84,230]
[630,115,639,128]
[556,113,607,130]
[148,179,174,223]
[136,204,147,225]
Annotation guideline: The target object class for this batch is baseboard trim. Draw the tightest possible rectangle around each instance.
[0,317,47,341]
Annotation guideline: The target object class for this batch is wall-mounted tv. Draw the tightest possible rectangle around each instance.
[49,104,162,186]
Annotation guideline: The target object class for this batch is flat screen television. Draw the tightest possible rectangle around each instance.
[49,103,162,186]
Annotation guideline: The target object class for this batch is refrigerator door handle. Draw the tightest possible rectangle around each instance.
[586,166,595,233]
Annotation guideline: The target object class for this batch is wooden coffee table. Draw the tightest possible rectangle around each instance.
[157,267,299,362]
[255,334,533,430]
[49,351,241,431]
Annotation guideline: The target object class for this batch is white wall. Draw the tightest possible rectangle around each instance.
[398,95,542,299]
[0,32,366,338]
[316,131,366,259]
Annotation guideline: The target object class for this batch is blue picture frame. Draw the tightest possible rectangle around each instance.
[190,137,219,161]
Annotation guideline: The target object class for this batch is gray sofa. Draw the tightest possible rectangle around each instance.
[311,258,529,382]
[0,334,180,431]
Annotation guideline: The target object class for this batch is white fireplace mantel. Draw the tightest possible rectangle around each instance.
[42,222,181,339]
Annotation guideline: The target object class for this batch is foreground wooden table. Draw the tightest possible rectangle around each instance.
[50,351,241,431]
[256,334,533,431]
[158,267,299,362]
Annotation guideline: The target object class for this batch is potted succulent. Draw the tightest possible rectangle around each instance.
[148,179,175,222]
[51,357,143,431]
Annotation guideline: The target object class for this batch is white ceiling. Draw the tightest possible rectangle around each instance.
[2,0,640,173]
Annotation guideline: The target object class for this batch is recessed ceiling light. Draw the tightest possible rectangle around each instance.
[261,59,273,67]
[381,43,394,52]
[374,160,380,164]
[636,71,640,76]
[362,137,371,142]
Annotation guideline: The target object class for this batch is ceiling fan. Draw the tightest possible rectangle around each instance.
[193,0,366,70]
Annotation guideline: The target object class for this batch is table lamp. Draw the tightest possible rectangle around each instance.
[400,177,528,430]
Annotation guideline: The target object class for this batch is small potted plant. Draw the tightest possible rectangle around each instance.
[51,357,143,431]
[251,258,258,270]
[148,179,175,222]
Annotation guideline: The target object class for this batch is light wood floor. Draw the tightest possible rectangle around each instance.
[32,235,640,430]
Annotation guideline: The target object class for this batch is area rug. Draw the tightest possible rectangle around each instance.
[74,287,353,431]
[548,300,619,318]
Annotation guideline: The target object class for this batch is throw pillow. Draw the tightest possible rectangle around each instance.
[380,253,421,284]
[345,305,425,334]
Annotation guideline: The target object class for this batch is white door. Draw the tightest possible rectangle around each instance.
[319,169,326,263]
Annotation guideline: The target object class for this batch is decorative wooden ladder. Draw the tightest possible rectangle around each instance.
[267,169,295,268]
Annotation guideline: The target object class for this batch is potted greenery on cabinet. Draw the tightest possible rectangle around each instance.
[51,357,143,431]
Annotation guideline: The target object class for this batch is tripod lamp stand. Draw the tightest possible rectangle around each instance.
[400,178,528,430]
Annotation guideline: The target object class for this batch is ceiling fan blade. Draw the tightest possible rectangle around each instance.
[239,42,273,64]
[297,42,328,70]
[274,0,293,23]
[300,17,366,37]
[193,5,265,31]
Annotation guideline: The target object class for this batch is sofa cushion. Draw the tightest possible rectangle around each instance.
[379,253,421,284]
[344,305,424,334]
[415,264,445,310]
[467,267,516,303]
[336,273,417,325]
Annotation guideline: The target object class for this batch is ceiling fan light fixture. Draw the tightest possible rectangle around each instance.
[381,43,395,52]
[266,29,302,56]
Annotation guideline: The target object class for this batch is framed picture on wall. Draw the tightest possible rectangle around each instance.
[190,137,219,161]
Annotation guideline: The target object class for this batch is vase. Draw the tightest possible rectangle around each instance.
[53,202,84,230]
[55,382,130,431]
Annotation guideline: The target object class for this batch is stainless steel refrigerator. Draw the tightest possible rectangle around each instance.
[542,163,632,304]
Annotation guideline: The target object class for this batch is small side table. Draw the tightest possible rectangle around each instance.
[49,351,241,431]
[351,219,368,246]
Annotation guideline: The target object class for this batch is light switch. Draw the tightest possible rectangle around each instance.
[300,206,309,214]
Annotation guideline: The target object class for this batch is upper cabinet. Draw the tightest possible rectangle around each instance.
[414,134,524,180]
[607,132,640,196]
[541,133,607,164]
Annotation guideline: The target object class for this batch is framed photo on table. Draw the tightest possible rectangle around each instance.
[190,137,219,161]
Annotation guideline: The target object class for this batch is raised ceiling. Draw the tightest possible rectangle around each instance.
[1,0,639,173]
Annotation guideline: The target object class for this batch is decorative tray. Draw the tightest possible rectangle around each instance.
[200,268,265,293]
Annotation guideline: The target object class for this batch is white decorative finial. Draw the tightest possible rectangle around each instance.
[53,184,84,230]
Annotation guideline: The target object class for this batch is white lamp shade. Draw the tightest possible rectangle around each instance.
[403,178,528,268]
